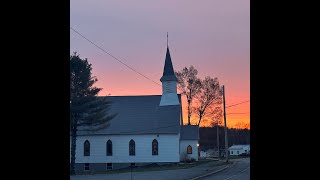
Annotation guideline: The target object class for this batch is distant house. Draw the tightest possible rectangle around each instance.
[200,151,207,158]
[200,148,226,158]
[70,45,199,173]
[228,145,250,155]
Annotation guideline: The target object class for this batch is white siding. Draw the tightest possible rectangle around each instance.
[162,81,177,94]
[229,145,250,155]
[159,93,180,106]
[230,149,249,155]
[72,134,180,163]
[160,81,179,106]
[230,150,244,155]
[179,140,199,161]
[244,146,250,151]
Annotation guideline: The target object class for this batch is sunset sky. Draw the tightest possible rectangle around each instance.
[70,0,250,128]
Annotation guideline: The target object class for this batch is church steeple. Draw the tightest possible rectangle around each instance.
[160,47,178,82]
[160,33,177,82]
[159,33,179,106]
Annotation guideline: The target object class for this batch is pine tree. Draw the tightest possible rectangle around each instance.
[70,52,116,174]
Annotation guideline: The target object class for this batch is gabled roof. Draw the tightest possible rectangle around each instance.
[160,47,178,82]
[180,125,199,140]
[228,144,250,150]
[77,95,182,135]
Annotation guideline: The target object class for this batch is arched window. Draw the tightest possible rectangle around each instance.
[129,139,135,156]
[84,140,90,156]
[106,140,112,156]
[152,139,158,155]
[187,145,192,154]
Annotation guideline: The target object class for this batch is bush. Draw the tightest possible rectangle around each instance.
[180,151,196,163]
[180,151,188,163]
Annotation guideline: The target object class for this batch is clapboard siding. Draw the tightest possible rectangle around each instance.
[179,140,199,161]
[72,134,180,163]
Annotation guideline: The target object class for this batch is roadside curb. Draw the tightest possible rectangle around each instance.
[189,165,230,180]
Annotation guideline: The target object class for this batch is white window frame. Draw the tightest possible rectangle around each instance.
[84,163,90,171]
[106,163,113,170]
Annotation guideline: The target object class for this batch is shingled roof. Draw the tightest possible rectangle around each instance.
[77,95,182,135]
[180,125,199,140]
[160,47,178,82]
[228,145,250,150]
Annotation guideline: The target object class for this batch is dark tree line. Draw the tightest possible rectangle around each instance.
[199,127,250,150]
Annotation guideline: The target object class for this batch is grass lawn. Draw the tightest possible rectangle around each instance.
[88,159,228,175]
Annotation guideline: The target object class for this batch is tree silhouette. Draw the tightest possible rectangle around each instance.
[175,66,202,125]
[70,52,116,174]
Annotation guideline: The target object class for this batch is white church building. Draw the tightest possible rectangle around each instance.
[71,45,199,173]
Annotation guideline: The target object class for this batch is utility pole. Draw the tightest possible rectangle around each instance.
[222,85,229,163]
[216,121,219,160]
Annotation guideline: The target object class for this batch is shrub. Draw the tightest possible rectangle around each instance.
[180,151,196,163]
[180,151,188,163]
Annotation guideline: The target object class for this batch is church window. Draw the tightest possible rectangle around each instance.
[106,163,112,170]
[107,140,112,156]
[187,145,192,154]
[129,139,135,156]
[84,163,90,171]
[84,140,90,156]
[152,139,158,155]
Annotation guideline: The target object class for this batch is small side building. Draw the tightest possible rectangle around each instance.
[228,144,250,156]
[179,125,199,161]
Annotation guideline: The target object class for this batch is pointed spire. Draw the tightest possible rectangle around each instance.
[160,45,178,82]
[167,32,169,48]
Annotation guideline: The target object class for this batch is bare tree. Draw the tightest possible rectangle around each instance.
[210,106,223,127]
[235,122,250,129]
[243,123,250,130]
[193,76,222,126]
[175,66,202,125]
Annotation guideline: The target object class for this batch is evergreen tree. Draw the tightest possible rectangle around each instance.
[70,52,116,174]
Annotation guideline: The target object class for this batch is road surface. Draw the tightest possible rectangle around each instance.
[200,158,250,180]
[70,160,228,180]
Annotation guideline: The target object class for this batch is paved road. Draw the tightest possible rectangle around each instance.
[200,158,250,180]
[70,160,228,180]
[70,158,249,180]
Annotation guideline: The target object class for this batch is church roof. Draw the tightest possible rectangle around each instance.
[78,95,182,135]
[180,125,199,140]
[160,47,178,82]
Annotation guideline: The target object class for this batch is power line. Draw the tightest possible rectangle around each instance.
[226,100,249,108]
[70,27,161,87]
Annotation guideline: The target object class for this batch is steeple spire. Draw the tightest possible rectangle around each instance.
[167,32,168,48]
[160,32,177,82]
[160,46,178,82]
